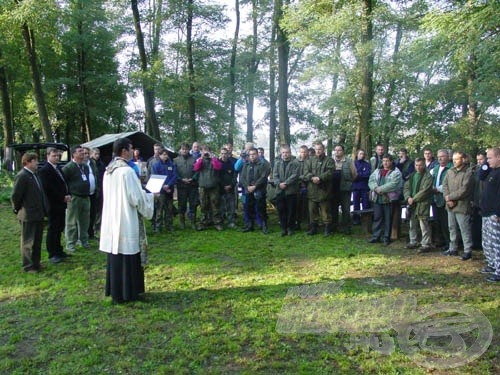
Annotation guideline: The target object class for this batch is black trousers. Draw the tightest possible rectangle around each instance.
[88,193,98,238]
[246,192,267,223]
[46,207,65,257]
[471,207,483,249]
[177,186,199,216]
[330,190,353,230]
[435,206,450,247]
[276,194,297,231]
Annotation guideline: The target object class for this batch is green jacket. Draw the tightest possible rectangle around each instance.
[240,159,269,192]
[304,155,334,202]
[174,154,196,189]
[443,166,473,214]
[403,171,433,218]
[272,157,300,196]
[334,157,357,192]
[298,158,309,183]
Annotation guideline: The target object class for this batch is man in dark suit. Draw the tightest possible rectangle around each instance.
[39,147,72,263]
[11,152,47,273]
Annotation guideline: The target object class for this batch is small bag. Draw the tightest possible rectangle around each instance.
[387,190,401,202]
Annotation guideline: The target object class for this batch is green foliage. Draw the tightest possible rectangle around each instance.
[0,171,14,202]
[0,0,126,145]
[280,0,499,155]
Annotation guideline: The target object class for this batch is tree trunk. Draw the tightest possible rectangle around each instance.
[269,8,278,167]
[353,0,374,154]
[186,0,197,142]
[381,22,402,149]
[467,53,479,156]
[21,23,53,142]
[0,49,14,148]
[228,0,240,145]
[275,0,290,146]
[131,0,161,141]
[245,0,259,144]
[77,2,91,142]
[328,37,342,156]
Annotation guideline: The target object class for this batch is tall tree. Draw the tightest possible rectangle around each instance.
[186,0,196,142]
[422,0,500,151]
[380,21,403,149]
[353,0,374,154]
[244,0,260,143]
[131,0,161,140]
[20,16,53,141]
[0,48,13,147]
[274,0,290,146]
[228,0,240,145]
[268,8,278,166]
[76,0,91,142]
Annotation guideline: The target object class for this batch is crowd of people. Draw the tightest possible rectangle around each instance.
[11,138,500,303]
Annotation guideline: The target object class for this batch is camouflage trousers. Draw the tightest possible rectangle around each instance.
[482,216,500,276]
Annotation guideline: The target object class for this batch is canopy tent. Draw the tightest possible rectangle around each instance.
[81,131,176,164]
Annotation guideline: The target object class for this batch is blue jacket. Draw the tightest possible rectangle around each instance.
[151,159,177,193]
[353,159,371,190]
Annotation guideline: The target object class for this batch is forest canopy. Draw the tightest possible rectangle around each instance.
[0,0,498,158]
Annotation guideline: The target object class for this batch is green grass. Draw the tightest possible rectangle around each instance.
[0,202,498,374]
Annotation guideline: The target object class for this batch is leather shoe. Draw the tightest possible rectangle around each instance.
[486,274,500,283]
[417,246,432,254]
[49,256,62,264]
[383,239,390,246]
[479,266,494,274]
[442,249,458,256]
[461,252,472,261]
[405,243,418,249]
[367,238,380,243]
[242,224,253,232]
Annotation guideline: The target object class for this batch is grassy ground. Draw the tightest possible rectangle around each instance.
[0,201,498,374]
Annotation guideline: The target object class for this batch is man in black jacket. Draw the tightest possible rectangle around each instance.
[480,147,500,282]
[11,153,47,272]
[240,148,270,234]
[219,147,237,228]
[39,148,72,263]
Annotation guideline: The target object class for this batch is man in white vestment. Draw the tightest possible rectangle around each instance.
[99,138,154,304]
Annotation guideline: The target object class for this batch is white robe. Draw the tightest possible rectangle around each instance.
[99,159,154,255]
